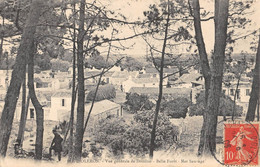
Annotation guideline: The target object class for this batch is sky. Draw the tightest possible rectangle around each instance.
[1,0,260,58]
[99,0,260,57]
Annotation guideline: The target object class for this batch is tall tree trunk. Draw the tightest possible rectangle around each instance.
[28,42,44,160]
[245,35,260,121]
[0,0,44,157]
[149,0,170,158]
[200,0,229,156]
[17,75,28,146]
[73,0,85,162]
[67,88,77,162]
[17,92,30,147]
[189,0,211,156]
[68,7,77,160]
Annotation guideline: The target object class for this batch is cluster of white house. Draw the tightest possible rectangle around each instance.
[0,59,255,123]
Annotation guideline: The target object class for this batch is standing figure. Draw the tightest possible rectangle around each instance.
[230,126,254,162]
[49,129,63,161]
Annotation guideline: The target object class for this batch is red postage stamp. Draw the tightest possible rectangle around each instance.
[224,123,259,165]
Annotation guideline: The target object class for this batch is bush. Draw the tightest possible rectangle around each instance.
[161,97,191,118]
[124,93,154,113]
[95,117,128,145]
[109,137,124,157]
[95,116,128,157]
[219,95,243,116]
[189,91,243,116]
[122,124,150,156]
[119,56,143,71]
[133,110,177,149]
[86,84,116,101]
[50,59,70,72]
[90,145,102,157]
[85,54,109,70]
[94,111,177,157]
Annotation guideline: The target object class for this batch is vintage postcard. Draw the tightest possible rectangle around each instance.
[0,0,259,167]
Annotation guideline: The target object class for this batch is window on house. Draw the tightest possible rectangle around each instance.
[223,89,226,94]
[62,99,65,107]
[230,89,234,96]
[30,109,34,119]
[246,89,250,96]
[143,84,145,87]
[36,83,40,88]
[237,89,241,99]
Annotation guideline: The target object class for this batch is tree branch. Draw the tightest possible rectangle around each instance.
[83,30,155,53]
[83,29,114,133]
[232,29,259,41]
[163,62,199,79]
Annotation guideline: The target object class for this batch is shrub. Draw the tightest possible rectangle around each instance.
[122,124,150,156]
[94,111,177,157]
[95,117,128,145]
[50,59,70,72]
[133,110,177,149]
[161,97,191,118]
[124,93,154,113]
[109,137,124,157]
[219,95,243,116]
[189,91,243,116]
[90,145,102,157]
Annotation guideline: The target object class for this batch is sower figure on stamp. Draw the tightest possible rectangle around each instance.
[230,126,254,163]
[49,129,63,161]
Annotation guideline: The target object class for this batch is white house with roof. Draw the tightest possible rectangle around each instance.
[143,67,179,81]
[50,90,72,121]
[103,71,115,84]
[49,90,123,122]
[110,71,138,89]
[13,90,51,121]
[85,99,122,121]
[84,99,122,132]
[171,71,203,88]
[84,70,102,83]
[122,74,160,92]
[34,70,53,79]
[191,77,252,115]
[34,77,70,91]
[222,81,252,114]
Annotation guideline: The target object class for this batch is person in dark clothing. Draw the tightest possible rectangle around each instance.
[49,129,63,161]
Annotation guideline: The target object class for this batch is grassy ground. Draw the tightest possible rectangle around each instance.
[6,113,228,163]
[7,120,60,158]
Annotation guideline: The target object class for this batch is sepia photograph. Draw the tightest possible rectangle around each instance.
[0,0,259,166]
